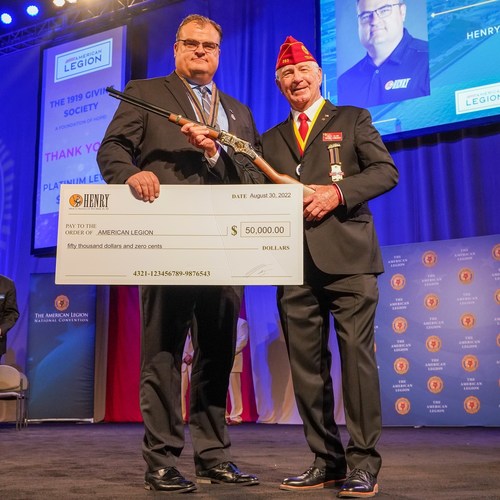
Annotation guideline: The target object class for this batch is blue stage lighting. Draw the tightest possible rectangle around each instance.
[0,13,13,25]
[26,5,40,17]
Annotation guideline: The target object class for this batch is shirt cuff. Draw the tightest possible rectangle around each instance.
[204,147,221,167]
[332,183,344,205]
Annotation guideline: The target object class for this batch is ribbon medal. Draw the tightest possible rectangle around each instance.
[327,143,344,182]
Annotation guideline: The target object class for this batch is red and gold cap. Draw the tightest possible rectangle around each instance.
[275,36,317,70]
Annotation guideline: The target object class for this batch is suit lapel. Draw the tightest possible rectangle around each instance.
[276,101,338,161]
[163,72,199,121]
[219,93,236,134]
[277,114,302,162]
[164,76,236,134]
[304,101,338,152]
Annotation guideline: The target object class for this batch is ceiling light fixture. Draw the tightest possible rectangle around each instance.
[26,5,40,17]
[0,13,13,25]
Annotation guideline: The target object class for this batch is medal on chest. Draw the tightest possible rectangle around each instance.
[327,143,344,182]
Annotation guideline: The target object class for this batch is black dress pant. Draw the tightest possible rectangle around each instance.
[139,284,242,472]
[278,265,382,476]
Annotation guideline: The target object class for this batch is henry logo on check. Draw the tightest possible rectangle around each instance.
[68,193,110,209]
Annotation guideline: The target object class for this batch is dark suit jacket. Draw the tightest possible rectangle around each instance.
[0,275,19,357]
[262,101,398,275]
[97,71,265,186]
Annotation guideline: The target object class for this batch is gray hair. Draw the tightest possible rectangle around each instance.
[275,61,320,81]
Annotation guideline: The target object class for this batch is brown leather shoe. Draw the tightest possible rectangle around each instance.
[144,467,197,493]
[196,461,259,485]
[280,465,346,490]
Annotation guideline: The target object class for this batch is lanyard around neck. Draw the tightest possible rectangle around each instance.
[177,72,220,128]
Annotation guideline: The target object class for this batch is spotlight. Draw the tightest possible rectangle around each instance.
[26,5,40,17]
[0,13,13,25]
[53,0,79,6]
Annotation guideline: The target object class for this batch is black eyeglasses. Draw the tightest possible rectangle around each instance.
[357,3,402,24]
[177,39,220,53]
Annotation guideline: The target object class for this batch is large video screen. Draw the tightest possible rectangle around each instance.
[319,0,500,139]
[33,26,127,254]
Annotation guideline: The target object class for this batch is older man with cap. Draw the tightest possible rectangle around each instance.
[262,36,398,498]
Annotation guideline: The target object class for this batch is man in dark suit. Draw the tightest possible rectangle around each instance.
[97,14,264,494]
[0,274,19,360]
[262,37,398,498]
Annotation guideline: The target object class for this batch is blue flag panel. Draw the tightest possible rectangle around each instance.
[376,235,500,426]
[27,273,96,420]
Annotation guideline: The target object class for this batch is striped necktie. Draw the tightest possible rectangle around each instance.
[198,86,212,121]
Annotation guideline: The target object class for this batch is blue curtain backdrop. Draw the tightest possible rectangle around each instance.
[0,0,498,413]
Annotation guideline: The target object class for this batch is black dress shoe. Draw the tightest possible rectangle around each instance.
[280,465,346,491]
[337,469,378,498]
[196,461,259,485]
[144,467,197,493]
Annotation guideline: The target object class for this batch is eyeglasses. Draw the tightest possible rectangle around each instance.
[177,39,220,53]
[357,3,402,24]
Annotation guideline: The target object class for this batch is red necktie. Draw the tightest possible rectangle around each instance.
[298,113,309,141]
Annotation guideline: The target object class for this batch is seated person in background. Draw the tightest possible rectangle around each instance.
[337,0,429,108]
[0,274,19,361]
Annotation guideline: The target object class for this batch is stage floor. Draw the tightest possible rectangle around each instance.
[1,422,499,499]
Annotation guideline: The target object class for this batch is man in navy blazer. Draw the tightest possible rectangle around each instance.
[97,14,264,494]
[262,36,398,498]
[0,274,19,360]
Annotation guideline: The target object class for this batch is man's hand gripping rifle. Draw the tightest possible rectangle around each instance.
[106,87,314,197]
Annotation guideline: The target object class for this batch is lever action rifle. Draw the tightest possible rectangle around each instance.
[106,87,314,197]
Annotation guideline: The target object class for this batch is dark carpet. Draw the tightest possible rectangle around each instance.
[1,423,499,499]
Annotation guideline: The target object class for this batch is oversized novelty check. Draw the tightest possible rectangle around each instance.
[56,184,303,285]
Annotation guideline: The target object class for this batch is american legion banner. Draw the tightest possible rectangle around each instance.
[27,273,97,420]
[376,234,499,426]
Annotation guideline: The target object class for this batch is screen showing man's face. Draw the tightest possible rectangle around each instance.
[357,1,407,53]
